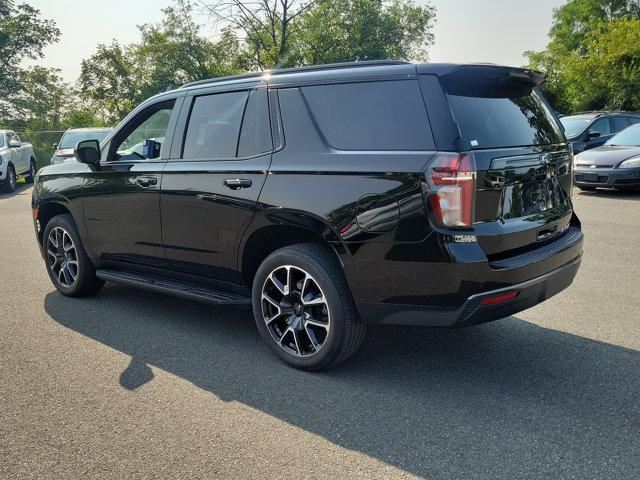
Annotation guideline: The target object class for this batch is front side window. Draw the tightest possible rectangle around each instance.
[589,118,611,136]
[113,101,175,161]
[183,91,248,160]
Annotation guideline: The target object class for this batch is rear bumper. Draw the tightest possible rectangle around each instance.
[358,253,582,327]
[574,167,640,188]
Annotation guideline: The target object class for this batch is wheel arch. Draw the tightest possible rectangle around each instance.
[36,200,75,246]
[239,210,350,288]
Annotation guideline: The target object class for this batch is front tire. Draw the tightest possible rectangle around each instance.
[43,214,105,297]
[1,164,16,193]
[26,159,37,183]
[252,243,366,371]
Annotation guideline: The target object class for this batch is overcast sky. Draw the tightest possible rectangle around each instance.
[28,0,565,83]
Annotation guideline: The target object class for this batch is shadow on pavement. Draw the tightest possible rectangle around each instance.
[0,182,31,199]
[44,284,639,479]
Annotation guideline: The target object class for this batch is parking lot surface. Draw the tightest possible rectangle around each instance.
[1,184,638,479]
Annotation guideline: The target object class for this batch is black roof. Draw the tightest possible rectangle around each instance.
[180,61,546,91]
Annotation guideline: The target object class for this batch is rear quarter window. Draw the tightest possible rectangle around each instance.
[300,80,434,150]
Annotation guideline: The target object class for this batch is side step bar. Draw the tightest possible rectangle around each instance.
[96,269,251,307]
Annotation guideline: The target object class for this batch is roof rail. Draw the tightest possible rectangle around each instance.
[181,60,411,88]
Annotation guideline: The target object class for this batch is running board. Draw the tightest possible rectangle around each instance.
[96,269,251,307]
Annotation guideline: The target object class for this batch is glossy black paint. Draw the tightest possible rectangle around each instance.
[33,62,583,327]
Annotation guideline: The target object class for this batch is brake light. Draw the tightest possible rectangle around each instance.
[480,290,519,305]
[424,153,476,228]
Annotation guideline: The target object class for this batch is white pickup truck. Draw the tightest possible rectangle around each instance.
[0,130,37,193]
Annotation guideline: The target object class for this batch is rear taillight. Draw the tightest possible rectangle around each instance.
[424,153,476,229]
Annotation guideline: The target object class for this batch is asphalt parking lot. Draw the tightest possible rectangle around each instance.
[1,184,638,479]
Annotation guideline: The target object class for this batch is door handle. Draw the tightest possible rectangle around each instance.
[223,178,252,190]
[136,176,158,187]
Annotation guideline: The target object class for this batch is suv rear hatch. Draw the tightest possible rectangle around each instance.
[421,65,574,260]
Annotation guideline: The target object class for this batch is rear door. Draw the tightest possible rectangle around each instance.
[160,84,272,283]
[420,66,574,257]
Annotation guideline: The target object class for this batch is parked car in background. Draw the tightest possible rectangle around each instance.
[50,127,112,165]
[32,62,583,370]
[0,130,37,193]
[574,123,640,190]
[560,111,640,153]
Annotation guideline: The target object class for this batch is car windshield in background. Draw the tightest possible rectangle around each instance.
[58,131,110,149]
[560,116,595,138]
[448,89,564,149]
[605,125,640,146]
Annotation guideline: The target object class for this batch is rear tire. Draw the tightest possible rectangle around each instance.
[252,243,366,371]
[1,164,16,193]
[26,159,37,183]
[43,214,105,297]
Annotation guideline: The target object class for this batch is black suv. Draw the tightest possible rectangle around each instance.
[560,111,640,153]
[32,61,583,370]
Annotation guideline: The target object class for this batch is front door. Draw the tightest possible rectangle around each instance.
[82,99,180,268]
[160,86,272,284]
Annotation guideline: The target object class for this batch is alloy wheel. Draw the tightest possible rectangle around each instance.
[261,265,331,357]
[47,227,79,287]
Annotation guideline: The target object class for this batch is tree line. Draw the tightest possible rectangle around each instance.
[2,0,640,166]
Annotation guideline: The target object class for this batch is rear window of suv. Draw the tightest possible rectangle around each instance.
[301,80,434,150]
[447,88,563,149]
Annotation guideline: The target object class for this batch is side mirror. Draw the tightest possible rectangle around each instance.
[75,139,101,165]
[53,143,58,150]
[8,140,21,148]
[588,131,601,139]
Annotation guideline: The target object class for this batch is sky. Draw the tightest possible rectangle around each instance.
[27,0,565,83]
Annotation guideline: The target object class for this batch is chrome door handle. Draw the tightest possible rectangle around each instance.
[223,178,252,190]
[136,176,158,187]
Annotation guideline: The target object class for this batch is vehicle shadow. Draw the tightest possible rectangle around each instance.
[44,284,639,479]
[0,182,31,199]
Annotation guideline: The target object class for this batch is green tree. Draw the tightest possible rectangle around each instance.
[563,18,640,111]
[298,0,435,65]
[0,0,60,119]
[526,0,640,112]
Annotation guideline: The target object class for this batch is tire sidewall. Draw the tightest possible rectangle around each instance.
[252,248,347,370]
[43,215,89,296]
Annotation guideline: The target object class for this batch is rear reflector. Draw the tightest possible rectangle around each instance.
[480,290,519,305]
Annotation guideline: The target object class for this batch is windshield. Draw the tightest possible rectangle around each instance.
[560,116,594,138]
[58,130,110,149]
[605,125,640,146]
[448,89,564,149]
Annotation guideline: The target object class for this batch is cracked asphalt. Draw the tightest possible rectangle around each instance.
[1,184,638,479]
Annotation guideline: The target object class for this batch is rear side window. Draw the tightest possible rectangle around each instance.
[629,117,640,125]
[183,91,248,159]
[612,116,630,132]
[237,90,272,157]
[447,90,563,149]
[301,80,434,150]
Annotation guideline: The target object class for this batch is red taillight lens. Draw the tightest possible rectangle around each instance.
[424,153,476,228]
[480,290,519,305]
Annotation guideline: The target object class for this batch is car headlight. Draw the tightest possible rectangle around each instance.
[619,157,640,168]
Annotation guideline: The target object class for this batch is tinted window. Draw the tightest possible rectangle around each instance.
[237,90,271,157]
[612,116,630,132]
[183,91,248,159]
[301,80,433,150]
[589,117,611,136]
[448,90,563,149]
[629,117,640,125]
